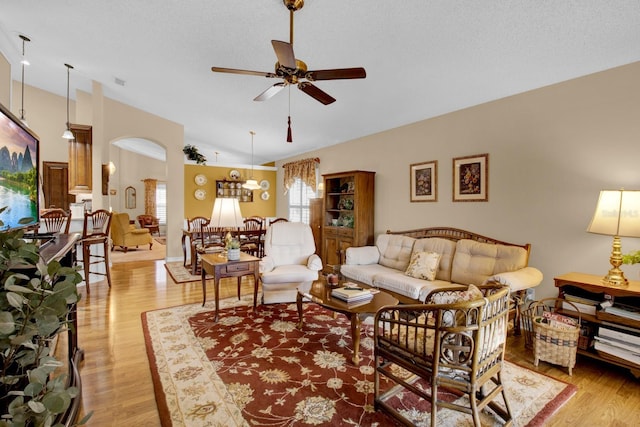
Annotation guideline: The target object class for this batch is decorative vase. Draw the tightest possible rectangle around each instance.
[227,248,240,261]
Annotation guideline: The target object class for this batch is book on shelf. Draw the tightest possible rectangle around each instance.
[564,293,601,306]
[598,325,640,347]
[331,286,373,302]
[594,335,640,354]
[562,300,597,316]
[594,340,640,366]
[602,305,640,322]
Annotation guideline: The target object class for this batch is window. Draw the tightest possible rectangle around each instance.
[156,182,167,225]
[288,178,315,224]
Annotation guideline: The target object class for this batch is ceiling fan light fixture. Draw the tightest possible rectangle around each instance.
[62,63,74,139]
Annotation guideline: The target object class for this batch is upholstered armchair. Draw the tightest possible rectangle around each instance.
[137,214,160,236]
[259,222,322,304]
[111,212,153,252]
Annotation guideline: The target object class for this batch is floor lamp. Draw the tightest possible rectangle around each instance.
[587,189,640,286]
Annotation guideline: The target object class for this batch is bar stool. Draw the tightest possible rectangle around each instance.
[80,209,113,293]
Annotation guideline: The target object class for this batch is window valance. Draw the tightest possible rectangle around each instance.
[282,157,320,194]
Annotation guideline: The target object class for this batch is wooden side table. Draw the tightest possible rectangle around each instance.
[200,252,260,321]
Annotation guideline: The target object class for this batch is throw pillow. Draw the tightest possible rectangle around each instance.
[405,251,441,281]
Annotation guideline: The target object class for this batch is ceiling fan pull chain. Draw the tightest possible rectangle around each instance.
[287,116,293,143]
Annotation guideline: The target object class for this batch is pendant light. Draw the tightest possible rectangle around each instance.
[19,35,30,126]
[242,131,261,190]
[62,63,74,139]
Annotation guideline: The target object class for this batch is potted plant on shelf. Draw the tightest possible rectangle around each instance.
[0,208,89,426]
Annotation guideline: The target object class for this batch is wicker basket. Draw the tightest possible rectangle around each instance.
[521,298,580,375]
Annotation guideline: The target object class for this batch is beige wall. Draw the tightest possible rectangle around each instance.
[184,164,276,219]
[0,54,9,107]
[276,62,640,299]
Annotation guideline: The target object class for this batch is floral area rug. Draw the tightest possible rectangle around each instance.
[142,298,577,427]
[163,261,209,283]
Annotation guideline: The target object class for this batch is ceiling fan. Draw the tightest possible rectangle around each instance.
[211,0,366,106]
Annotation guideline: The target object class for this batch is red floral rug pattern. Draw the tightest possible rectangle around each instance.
[142,297,577,426]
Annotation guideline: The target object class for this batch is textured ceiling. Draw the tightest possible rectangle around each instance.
[0,0,639,165]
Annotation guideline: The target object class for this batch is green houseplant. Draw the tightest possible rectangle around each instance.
[0,209,89,426]
[622,250,640,265]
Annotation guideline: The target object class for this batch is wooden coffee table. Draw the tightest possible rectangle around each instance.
[297,278,398,364]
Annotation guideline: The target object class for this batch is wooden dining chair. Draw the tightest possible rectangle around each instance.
[80,209,113,294]
[41,208,71,234]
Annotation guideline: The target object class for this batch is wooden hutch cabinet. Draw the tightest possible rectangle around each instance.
[67,124,92,194]
[321,170,375,272]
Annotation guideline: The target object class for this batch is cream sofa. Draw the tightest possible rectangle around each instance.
[341,227,543,333]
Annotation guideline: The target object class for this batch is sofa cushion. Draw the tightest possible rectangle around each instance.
[345,245,380,265]
[405,251,441,280]
[413,237,457,281]
[340,263,392,286]
[377,234,415,271]
[450,239,528,285]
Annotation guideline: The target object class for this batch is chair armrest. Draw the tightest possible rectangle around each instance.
[307,254,323,271]
[483,267,543,292]
[260,256,275,274]
[345,246,380,265]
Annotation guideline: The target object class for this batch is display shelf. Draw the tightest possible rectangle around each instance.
[215,179,254,202]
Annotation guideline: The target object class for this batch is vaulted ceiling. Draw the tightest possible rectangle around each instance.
[0,1,638,165]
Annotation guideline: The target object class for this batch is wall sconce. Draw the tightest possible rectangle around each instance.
[587,189,640,286]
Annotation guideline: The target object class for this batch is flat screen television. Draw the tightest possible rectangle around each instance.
[0,101,39,231]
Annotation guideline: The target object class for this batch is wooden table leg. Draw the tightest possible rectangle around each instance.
[213,274,220,322]
[201,266,207,307]
[296,292,304,328]
[253,269,259,310]
[348,313,362,364]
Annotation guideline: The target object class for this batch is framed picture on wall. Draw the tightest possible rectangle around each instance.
[452,153,489,202]
[410,160,437,202]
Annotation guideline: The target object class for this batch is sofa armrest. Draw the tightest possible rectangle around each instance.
[260,256,275,274]
[483,267,543,292]
[307,254,323,271]
[345,246,380,265]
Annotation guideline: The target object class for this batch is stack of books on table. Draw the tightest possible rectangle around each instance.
[593,324,640,366]
[331,285,374,305]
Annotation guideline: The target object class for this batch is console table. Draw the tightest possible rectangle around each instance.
[37,233,84,426]
[554,272,640,376]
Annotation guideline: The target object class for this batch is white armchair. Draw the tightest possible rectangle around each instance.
[260,222,322,304]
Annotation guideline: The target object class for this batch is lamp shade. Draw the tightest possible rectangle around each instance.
[210,198,243,229]
[587,190,640,237]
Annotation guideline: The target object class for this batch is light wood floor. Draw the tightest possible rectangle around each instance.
[72,260,640,426]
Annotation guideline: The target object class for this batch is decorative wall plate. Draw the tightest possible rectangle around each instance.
[194,174,207,186]
[194,189,206,200]
[260,179,270,190]
[229,169,241,180]
[261,191,270,201]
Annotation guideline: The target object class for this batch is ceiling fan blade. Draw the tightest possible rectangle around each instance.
[211,66,277,78]
[271,40,296,69]
[254,82,286,102]
[305,67,367,81]
[298,82,336,105]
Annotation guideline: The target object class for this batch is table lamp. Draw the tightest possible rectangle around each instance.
[210,197,244,249]
[586,189,640,286]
